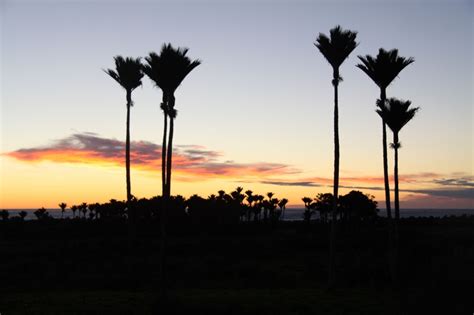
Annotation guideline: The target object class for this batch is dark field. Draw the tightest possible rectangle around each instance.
[1,218,473,314]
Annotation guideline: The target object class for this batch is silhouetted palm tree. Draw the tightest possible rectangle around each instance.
[278,198,288,220]
[315,25,358,286]
[59,202,67,219]
[80,202,88,218]
[0,210,9,221]
[357,49,414,220]
[105,56,143,222]
[18,210,27,221]
[377,98,419,220]
[245,190,254,221]
[71,205,78,219]
[143,44,200,298]
[143,44,201,198]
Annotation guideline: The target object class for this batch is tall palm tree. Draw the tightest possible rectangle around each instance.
[356,49,414,220]
[143,44,200,298]
[315,25,358,286]
[377,98,419,220]
[377,98,419,284]
[357,49,414,284]
[105,56,143,222]
[143,44,201,197]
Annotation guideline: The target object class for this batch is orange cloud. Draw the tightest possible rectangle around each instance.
[5,133,297,180]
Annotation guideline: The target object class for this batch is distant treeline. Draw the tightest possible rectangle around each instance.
[0,188,377,224]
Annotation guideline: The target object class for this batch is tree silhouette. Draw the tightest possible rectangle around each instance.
[18,210,27,221]
[245,190,254,221]
[377,98,419,221]
[339,191,378,221]
[59,202,67,219]
[143,43,200,298]
[71,205,78,219]
[278,198,288,220]
[302,197,315,223]
[377,98,419,283]
[0,210,9,221]
[313,193,334,223]
[34,207,49,220]
[356,49,414,220]
[143,44,201,198]
[105,56,144,222]
[315,25,358,286]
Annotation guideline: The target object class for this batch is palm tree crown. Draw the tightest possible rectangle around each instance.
[376,98,419,142]
[357,49,414,90]
[315,25,358,76]
[105,56,144,97]
[143,43,201,100]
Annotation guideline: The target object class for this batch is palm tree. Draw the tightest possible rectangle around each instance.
[143,44,201,198]
[377,98,419,220]
[356,49,414,220]
[71,205,78,219]
[315,25,358,286]
[58,202,67,219]
[105,56,143,222]
[80,202,88,219]
[278,198,288,220]
[377,98,419,283]
[245,190,254,221]
[18,210,27,221]
[143,44,200,298]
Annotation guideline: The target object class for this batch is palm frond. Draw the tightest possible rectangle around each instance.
[315,25,358,70]
[376,97,419,134]
[357,48,414,89]
[105,55,144,92]
[143,43,201,99]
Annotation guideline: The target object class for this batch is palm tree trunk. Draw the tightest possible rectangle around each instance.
[159,98,169,299]
[162,109,168,198]
[166,96,175,198]
[380,88,396,283]
[126,90,132,222]
[379,88,392,219]
[329,70,340,288]
[393,132,400,286]
[394,133,400,220]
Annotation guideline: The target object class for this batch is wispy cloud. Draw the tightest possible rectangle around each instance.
[253,173,474,202]
[433,177,474,187]
[5,133,297,180]
[260,180,321,187]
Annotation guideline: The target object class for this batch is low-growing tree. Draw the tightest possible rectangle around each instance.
[59,202,67,219]
[1,210,9,221]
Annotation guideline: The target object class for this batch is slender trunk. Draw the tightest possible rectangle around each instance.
[166,95,175,198]
[329,70,340,288]
[394,132,400,220]
[162,108,168,198]
[393,132,400,286]
[380,88,396,283]
[126,90,132,222]
[159,96,169,299]
[379,88,392,219]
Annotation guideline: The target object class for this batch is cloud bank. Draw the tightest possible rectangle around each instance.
[5,133,296,180]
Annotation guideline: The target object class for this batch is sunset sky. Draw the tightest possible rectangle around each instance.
[0,0,472,209]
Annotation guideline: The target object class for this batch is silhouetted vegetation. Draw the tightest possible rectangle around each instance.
[105,56,144,222]
[1,25,449,314]
[315,25,358,287]
[357,49,415,283]
[1,212,473,314]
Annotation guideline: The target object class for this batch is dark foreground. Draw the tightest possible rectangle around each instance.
[1,217,473,314]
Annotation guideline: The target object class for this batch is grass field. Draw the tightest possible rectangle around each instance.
[1,218,473,314]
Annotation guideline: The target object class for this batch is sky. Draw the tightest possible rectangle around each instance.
[0,0,473,209]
